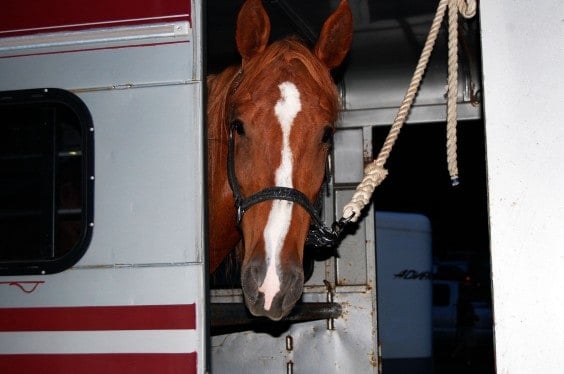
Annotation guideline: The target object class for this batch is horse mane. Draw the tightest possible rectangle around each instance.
[207,65,241,188]
[207,65,241,146]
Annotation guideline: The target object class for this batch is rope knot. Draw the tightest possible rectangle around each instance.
[342,164,388,222]
[456,0,477,18]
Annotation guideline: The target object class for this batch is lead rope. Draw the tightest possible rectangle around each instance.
[341,0,477,223]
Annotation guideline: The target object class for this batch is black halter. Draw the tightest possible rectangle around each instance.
[226,124,349,249]
[224,68,351,249]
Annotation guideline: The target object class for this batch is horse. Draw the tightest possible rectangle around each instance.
[207,0,353,321]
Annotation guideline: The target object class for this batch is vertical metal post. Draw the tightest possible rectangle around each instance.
[324,279,335,330]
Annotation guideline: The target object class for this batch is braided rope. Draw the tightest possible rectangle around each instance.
[342,0,476,222]
[447,0,476,185]
[446,0,460,185]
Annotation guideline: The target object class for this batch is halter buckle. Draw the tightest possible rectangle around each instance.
[236,205,244,225]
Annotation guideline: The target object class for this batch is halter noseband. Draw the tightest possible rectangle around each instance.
[227,123,348,249]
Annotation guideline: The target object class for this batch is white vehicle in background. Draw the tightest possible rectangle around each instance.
[374,211,433,373]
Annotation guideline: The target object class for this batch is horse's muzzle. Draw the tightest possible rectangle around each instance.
[241,258,304,321]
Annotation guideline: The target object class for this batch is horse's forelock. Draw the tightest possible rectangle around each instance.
[235,38,341,123]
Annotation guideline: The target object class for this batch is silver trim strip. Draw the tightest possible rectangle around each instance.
[0,22,191,53]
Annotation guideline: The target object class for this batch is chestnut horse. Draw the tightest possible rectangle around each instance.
[207,0,353,320]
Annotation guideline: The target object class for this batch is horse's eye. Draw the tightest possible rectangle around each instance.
[230,119,245,136]
[321,126,334,144]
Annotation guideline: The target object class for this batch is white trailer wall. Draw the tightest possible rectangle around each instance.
[480,1,564,372]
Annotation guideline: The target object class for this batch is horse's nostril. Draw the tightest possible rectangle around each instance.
[281,268,304,312]
[241,258,266,304]
[251,262,263,284]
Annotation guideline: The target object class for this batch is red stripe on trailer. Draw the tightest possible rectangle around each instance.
[0,353,197,374]
[1,0,191,37]
[0,304,196,332]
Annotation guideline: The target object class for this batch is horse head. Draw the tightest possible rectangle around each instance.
[218,0,352,321]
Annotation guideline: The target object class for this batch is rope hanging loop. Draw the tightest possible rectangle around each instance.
[446,0,477,186]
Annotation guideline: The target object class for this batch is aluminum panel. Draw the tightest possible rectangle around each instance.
[0,41,194,91]
[76,84,203,265]
[343,14,481,113]
[333,128,365,183]
[334,190,370,286]
[0,265,203,307]
[211,291,378,373]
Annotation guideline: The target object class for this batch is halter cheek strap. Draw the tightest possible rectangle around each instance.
[227,126,349,249]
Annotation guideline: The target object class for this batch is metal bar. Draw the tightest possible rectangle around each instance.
[0,22,191,53]
[210,302,342,329]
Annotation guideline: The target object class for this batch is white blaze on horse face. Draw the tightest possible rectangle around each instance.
[259,81,302,311]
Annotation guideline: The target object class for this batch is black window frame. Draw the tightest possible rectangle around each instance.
[0,88,94,275]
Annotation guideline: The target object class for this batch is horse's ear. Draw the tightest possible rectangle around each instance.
[314,0,353,69]
[236,0,271,66]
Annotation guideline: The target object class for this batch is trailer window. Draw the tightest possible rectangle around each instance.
[0,88,94,275]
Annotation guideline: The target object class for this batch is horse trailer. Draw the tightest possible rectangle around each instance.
[2,1,563,373]
[1,1,206,372]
